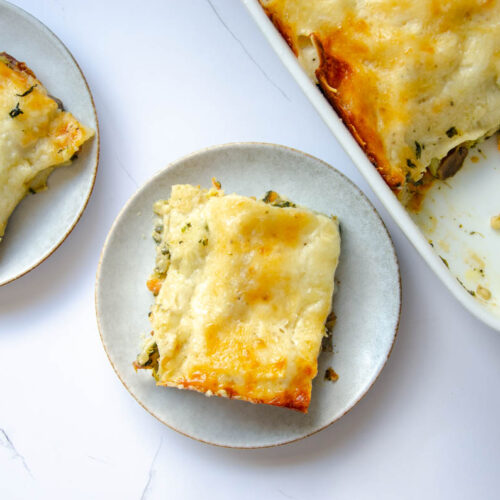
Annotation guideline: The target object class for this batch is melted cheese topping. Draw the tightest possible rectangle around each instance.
[0,53,94,239]
[261,0,500,197]
[145,184,340,412]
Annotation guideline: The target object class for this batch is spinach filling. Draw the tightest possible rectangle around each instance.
[133,338,159,381]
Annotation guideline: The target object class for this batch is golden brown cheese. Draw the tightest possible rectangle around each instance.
[260,0,500,202]
[136,184,341,413]
[0,52,94,240]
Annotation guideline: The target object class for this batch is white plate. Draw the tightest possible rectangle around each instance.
[0,0,99,285]
[243,0,500,332]
[95,143,400,448]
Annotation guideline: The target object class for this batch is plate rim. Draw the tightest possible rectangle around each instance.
[0,0,100,286]
[95,142,401,448]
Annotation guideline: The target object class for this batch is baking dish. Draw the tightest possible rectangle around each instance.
[243,0,500,332]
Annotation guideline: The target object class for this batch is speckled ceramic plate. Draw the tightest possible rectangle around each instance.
[95,143,400,448]
[0,0,99,286]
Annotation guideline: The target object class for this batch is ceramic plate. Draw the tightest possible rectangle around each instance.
[0,0,99,285]
[95,143,400,448]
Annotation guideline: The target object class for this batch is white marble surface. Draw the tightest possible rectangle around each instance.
[0,1,499,498]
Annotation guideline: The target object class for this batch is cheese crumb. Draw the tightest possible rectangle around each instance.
[490,215,500,230]
[476,285,492,301]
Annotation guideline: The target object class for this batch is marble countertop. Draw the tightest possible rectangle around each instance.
[1,1,499,499]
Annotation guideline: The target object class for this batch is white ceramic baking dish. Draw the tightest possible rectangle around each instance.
[243,0,500,332]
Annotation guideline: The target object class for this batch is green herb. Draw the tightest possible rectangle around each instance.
[9,102,23,118]
[16,84,36,97]
[457,278,476,296]
[406,159,416,168]
[181,222,191,233]
[273,200,296,208]
[446,126,458,138]
[415,141,422,159]
[134,341,159,379]
[198,238,208,246]
[142,343,159,372]
[439,256,449,269]
[469,231,484,238]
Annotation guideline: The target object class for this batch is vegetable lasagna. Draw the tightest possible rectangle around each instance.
[135,183,341,413]
[0,52,94,241]
[260,0,500,206]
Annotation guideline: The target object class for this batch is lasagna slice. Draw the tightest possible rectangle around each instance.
[135,183,341,413]
[260,0,500,207]
[0,52,94,241]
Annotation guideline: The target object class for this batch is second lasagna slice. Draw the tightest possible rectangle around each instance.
[136,183,341,413]
[0,52,94,240]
